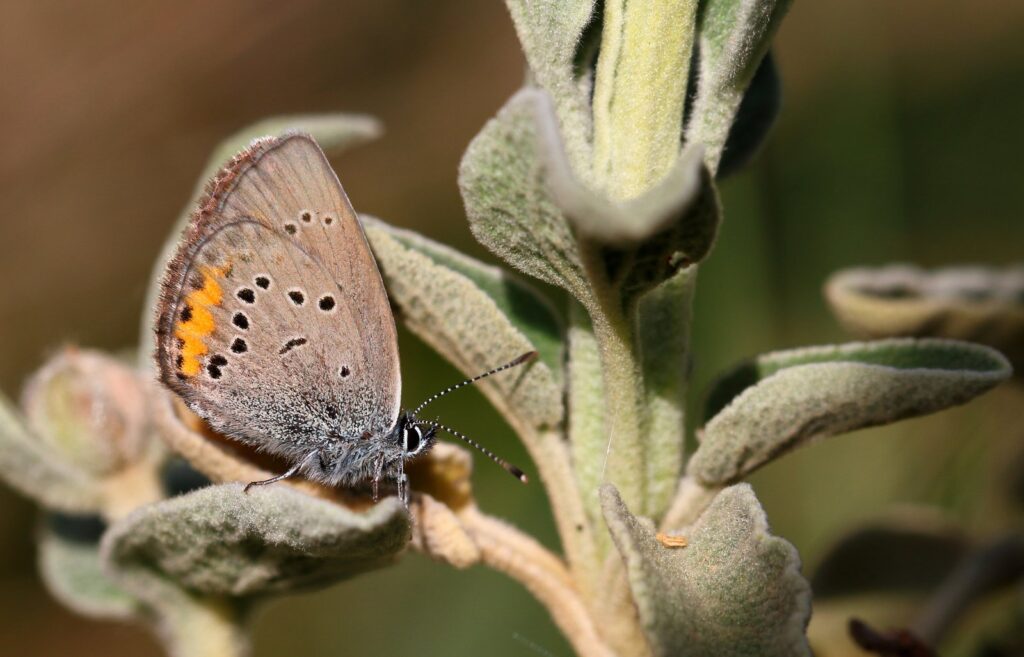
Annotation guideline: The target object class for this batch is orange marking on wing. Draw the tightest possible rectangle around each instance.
[174,264,230,377]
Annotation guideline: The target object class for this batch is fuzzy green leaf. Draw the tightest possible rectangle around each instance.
[601,483,811,657]
[459,89,593,307]
[140,113,383,368]
[0,394,102,513]
[199,114,381,187]
[363,216,564,430]
[691,338,1012,486]
[504,0,597,170]
[825,264,1024,373]
[686,0,793,172]
[636,269,696,517]
[102,483,409,596]
[39,514,139,620]
[537,90,714,247]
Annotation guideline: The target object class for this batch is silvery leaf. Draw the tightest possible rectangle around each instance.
[363,216,564,431]
[101,483,409,596]
[38,513,139,620]
[691,338,1012,486]
[0,393,101,513]
[686,0,793,172]
[536,90,715,249]
[140,113,383,367]
[826,264,1024,373]
[459,89,593,307]
[504,0,596,170]
[461,88,720,311]
[601,483,811,657]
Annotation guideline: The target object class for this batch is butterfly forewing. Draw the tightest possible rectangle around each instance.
[155,134,401,458]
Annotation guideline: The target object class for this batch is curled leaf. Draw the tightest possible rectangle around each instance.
[690,338,1012,486]
[686,0,793,172]
[504,0,596,170]
[409,494,481,569]
[140,113,383,366]
[38,513,139,620]
[537,90,714,247]
[22,347,157,478]
[826,264,1024,372]
[406,442,474,511]
[362,216,564,431]
[199,114,381,183]
[102,483,410,597]
[601,483,811,657]
[0,391,102,513]
[459,89,592,306]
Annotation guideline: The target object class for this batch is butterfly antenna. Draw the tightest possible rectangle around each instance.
[412,351,537,416]
[415,419,528,484]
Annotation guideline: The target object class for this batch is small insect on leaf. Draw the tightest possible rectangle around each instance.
[656,532,688,548]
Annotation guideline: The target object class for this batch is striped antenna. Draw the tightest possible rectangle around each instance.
[415,419,528,484]
[412,351,537,416]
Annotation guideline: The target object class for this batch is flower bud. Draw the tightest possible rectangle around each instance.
[22,347,151,477]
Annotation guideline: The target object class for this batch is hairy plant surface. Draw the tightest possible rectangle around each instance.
[0,2,1017,657]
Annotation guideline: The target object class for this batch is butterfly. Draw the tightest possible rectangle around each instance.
[154,133,530,502]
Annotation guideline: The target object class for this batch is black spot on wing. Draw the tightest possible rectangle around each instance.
[280,337,307,355]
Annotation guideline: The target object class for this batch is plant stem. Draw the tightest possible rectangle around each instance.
[575,239,649,522]
[101,462,164,522]
[461,508,617,657]
[636,269,697,518]
[660,475,721,530]
[158,596,250,657]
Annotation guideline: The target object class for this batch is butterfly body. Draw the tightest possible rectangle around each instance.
[155,133,434,494]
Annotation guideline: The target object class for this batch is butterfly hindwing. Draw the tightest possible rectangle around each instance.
[155,134,401,461]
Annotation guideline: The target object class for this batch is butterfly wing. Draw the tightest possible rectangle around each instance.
[155,134,401,460]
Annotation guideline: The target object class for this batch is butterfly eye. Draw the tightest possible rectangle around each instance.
[404,425,423,454]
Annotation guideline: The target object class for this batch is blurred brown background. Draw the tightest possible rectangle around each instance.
[1,1,1023,655]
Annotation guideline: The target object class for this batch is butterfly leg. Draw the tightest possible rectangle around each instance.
[371,456,386,502]
[243,452,315,493]
[396,472,409,506]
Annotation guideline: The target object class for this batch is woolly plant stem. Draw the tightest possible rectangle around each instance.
[157,596,250,657]
[460,508,617,657]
